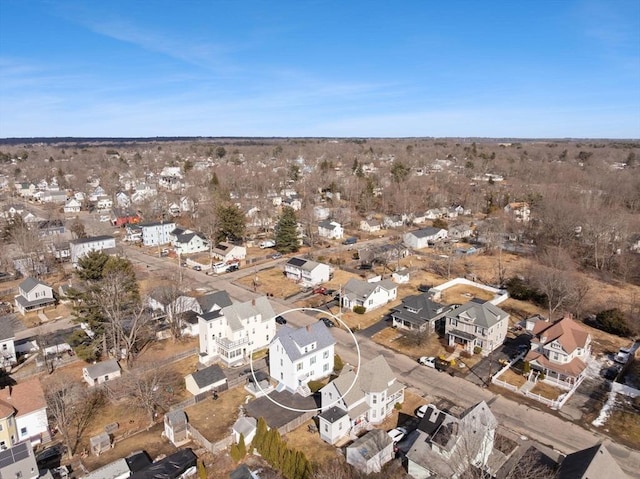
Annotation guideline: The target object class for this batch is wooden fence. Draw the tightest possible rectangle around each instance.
[187,423,233,454]
[277,411,315,435]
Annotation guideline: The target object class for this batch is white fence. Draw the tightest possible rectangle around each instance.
[430,277,509,305]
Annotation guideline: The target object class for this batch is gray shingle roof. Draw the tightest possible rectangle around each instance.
[325,355,397,407]
[445,300,508,329]
[343,278,396,301]
[221,296,275,332]
[347,429,393,459]
[391,294,447,326]
[274,321,335,362]
[0,318,15,341]
[409,227,446,238]
[196,290,232,313]
[190,364,226,388]
[18,277,46,294]
[84,359,120,379]
[69,235,115,245]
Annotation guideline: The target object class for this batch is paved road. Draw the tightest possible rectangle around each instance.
[42,242,640,477]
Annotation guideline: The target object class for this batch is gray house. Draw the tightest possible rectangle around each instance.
[346,428,395,474]
[0,442,38,479]
[444,299,509,355]
[390,293,451,333]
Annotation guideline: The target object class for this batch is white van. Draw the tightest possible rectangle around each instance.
[212,262,229,274]
[259,240,276,249]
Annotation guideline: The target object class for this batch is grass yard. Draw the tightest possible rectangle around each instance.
[372,327,447,360]
[498,368,527,389]
[284,419,343,466]
[183,387,249,442]
[440,284,495,305]
[529,381,564,400]
[236,267,301,299]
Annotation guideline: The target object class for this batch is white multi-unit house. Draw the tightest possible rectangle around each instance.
[403,227,448,249]
[284,257,331,287]
[69,235,117,265]
[14,278,55,316]
[0,321,17,369]
[318,355,405,444]
[318,220,344,240]
[95,195,113,210]
[524,313,592,387]
[63,198,82,214]
[0,377,50,447]
[198,296,276,367]
[158,166,184,190]
[139,221,177,247]
[504,202,531,223]
[169,227,209,254]
[406,402,497,479]
[269,322,335,393]
[444,299,509,355]
[341,278,397,312]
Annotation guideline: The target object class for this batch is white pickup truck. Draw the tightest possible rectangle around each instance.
[259,240,276,249]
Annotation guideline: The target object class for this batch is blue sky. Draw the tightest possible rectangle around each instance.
[1,1,639,138]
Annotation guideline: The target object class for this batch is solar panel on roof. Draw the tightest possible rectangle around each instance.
[288,257,306,267]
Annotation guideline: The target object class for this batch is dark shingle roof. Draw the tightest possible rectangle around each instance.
[70,235,115,245]
[197,291,233,313]
[190,364,227,389]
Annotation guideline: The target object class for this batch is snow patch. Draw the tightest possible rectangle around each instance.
[612,383,640,398]
[584,355,606,380]
[592,390,616,427]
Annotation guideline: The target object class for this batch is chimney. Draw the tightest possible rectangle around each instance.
[306,325,311,332]
[252,298,255,306]
[8,385,12,398]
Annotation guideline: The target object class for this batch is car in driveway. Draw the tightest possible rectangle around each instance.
[419,356,436,368]
[192,265,202,271]
[319,317,335,328]
[275,315,287,325]
[614,348,632,364]
[387,427,408,443]
[313,286,327,295]
[417,284,431,292]
[415,404,437,419]
[226,263,239,272]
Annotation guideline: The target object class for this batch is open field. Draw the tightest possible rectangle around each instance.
[236,267,301,298]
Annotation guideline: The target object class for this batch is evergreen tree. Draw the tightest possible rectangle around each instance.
[254,417,268,452]
[237,433,247,458]
[216,203,246,243]
[197,461,207,479]
[274,207,299,253]
[230,443,242,462]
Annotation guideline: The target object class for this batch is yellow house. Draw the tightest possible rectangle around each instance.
[0,401,18,450]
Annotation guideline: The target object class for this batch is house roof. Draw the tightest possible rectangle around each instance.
[274,321,335,362]
[319,405,348,423]
[165,409,187,426]
[531,314,589,355]
[558,443,627,479]
[70,234,115,245]
[0,318,15,341]
[0,377,47,417]
[129,448,197,479]
[391,294,447,325]
[221,296,275,332]
[189,364,226,389]
[83,458,131,479]
[286,257,324,272]
[343,278,397,301]
[230,464,257,479]
[408,227,446,238]
[0,442,34,470]
[326,355,399,408]
[525,350,587,378]
[318,220,340,229]
[84,359,120,379]
[347,429,393,459]
[196,290,232,313]
[445,299,508,329]
[18,277,49,294]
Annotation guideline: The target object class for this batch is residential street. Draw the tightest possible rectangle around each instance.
[52,244,640,477]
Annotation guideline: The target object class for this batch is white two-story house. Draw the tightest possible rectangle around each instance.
[269,322,335,394]
[284,257,331,287]
[524,313,592,388]
[0,377,50,447]
[69,235,117,265]
[169,227,209,254]
[444,299,509,355]
[342,278,397,312]
[14,278,55,316]
[403,227,448,249]
[198,296,276,367]
[318,355,405,444]
[140,221,177,247]
[318,220,344,240]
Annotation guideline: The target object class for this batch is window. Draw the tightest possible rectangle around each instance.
[323,350,329,359]
[280,359,283,366]
[325,424,328,432]
[310,356,316,365]
[323,363,329,372]
[297,362,303,371]
[372,410,376,418]
[339,422,342,430]
[20,427,27,435]
[372,394,377,404]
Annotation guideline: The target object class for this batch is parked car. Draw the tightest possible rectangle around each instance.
[415,404,437,419]
[271,252,283,260]
[192,265,202,271]
[325,288,337,296]
[358,263,373,270]
[342,237,358,245]
[313,286,327,295]
[387,427,408,443]
[36,446,63,468]
[319,317,335,328]
[227,264,239,272]
[417,284,431,293]
[259,240,276,249]
[419,356,436,368]
[614,348,632,364]
[275,315,287,325]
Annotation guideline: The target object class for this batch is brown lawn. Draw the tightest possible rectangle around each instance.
[236,267,301,299]
[529,381,564,400]
[440,284,495,305]
[183,387,249,442]
[284,419,343,466]
[372,328,447,361]
[498,368,527,388]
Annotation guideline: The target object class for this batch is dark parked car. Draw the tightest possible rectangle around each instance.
[319,317,335,328]
[271,252,283,260]
[193,265,202,271]
[358,263,373,270]
[227,264,239,272]
[36,446,63,469]
[417,284,431,292]
[275,315,287,325]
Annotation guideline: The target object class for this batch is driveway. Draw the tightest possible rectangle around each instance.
[357,316,391,338]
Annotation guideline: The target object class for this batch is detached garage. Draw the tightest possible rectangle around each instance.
[185,364,227,395]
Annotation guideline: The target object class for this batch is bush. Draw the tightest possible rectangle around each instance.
[592,308,632,337]
[307,380,325,393]
[505,276,545,304]
[445,345,455,353]
[394,402,402,410]
[539,373,546,381]
[460,350,472,358]
[473,346,483,355]
[523,361,531,374]
[230,443,242,462]
[353,305,366,314]
[334,354,344,373]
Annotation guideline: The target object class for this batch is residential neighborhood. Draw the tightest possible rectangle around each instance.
[0,137,638,479]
